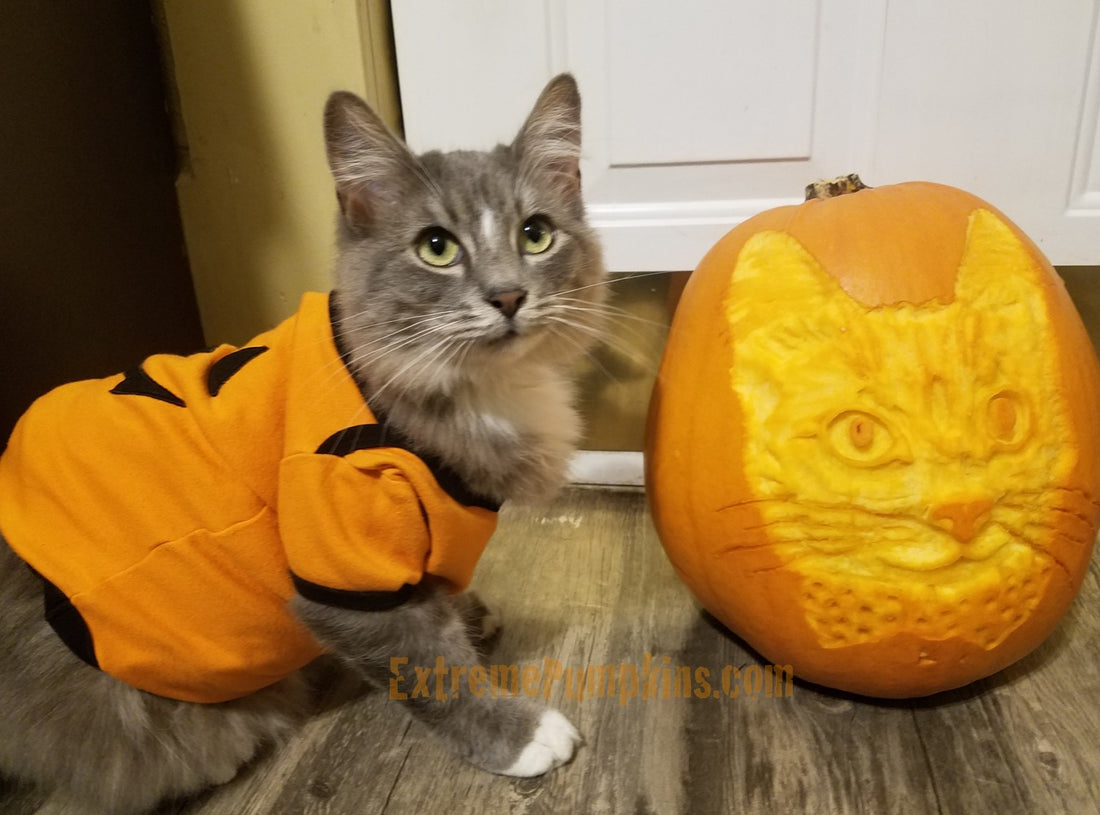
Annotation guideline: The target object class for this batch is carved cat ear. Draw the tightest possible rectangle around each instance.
[324,91,418,231]
[953,209,1051,312]
[513,74,583,199]
[728,230,857,337]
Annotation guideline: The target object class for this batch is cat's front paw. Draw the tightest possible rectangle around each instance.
[499,709,581,777]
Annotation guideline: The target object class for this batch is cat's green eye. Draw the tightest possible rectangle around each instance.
[415,228,462,268]
[825,410,902,468]
[986,391,1031,451]
[520,216,554,255]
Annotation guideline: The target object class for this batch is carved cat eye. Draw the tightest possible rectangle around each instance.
[519,216,554,255]
[986,390,1031,450]
[415,227,463,268]
[824,410,905,467]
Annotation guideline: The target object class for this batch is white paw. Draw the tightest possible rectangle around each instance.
[501,709,581,777]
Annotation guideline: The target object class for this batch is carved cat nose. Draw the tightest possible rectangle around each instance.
[487,288,528,319]
[930,498,994,543]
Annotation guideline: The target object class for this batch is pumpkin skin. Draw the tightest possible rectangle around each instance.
[646,180,1100,698]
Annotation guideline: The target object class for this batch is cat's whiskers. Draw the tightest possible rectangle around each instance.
[307,317,459,398]
[302,307,466,394]
[549,296,670,330]
[343,317,467,373]
[540,314,654,380]
[328,304,476,352]
[390,336,473,406]
[364,324,474,404]
[992,518,1054,555]
[1013,484,1100,507]
[329,308,458,341]
[541,302,659,372]
[542,321,621,384]
[549,270,669,301]
[998,490,1094,542]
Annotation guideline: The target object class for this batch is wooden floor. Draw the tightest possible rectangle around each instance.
[2,487,1098,815]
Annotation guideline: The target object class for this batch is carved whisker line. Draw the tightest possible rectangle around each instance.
[993,517,1088,555]
[1014,520,1080,545]
[994,521,1049,553]
[999,500,1093,526]
[717,496,789,513]
[1018,484,1100,506]
[715,537,829,556]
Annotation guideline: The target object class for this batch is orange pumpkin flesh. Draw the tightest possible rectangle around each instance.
[646,179,1100,698]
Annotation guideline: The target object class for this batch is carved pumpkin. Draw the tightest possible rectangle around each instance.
[646,176,1100,697]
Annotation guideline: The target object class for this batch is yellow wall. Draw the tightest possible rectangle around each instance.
[159,0,399,345]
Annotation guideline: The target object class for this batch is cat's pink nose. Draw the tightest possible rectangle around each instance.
[488,289,528,319]
[930,498,993,543]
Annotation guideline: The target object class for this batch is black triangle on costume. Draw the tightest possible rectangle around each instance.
[206,345,270,397]
[109,366,186,407]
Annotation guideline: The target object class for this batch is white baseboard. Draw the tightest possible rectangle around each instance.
[567,450,645,488]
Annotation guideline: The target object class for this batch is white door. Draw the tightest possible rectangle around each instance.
[392,0,1100,269]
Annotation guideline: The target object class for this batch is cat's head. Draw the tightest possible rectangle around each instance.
[726,209,1078,648]
[322,75,606,403]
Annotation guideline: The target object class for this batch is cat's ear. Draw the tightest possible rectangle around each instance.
[324,91,417,230]
[727,231,856,336]
[954,209,1050,310]
[513,74,582,199]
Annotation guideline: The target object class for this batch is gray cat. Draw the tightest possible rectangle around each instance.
[0,74,606,814]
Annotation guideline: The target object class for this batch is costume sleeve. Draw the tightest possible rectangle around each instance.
[278,449,432,609]
[277,446,498,611]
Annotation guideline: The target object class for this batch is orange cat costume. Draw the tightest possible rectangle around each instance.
[0,292,499,703]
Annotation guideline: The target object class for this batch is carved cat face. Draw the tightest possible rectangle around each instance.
[726,209,1077,650]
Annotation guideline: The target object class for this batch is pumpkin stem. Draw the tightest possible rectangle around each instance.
[805,174,870,201]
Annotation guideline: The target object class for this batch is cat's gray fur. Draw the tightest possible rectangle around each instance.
[0,74,605,814]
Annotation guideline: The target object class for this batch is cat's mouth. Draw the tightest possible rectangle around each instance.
[874,516,1007,571]
[480,315,552,350]
[488,324,522,344]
